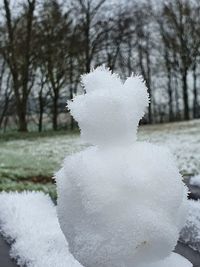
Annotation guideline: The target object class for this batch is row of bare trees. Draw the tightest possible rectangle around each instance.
[0,0,200,132]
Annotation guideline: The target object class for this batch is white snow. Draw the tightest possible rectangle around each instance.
[68,66,149,146]
[0,67,192,267]
[0,192,192,267]
[138,252,192,267]
[190,175,200,187]
[57,67,189,267]
[180,199,200,253]
[0,191,82,267]
[138,119,200,176]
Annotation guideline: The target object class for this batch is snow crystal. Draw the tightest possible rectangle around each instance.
[56,67,189,267]
[190,175,200,187]
[0,192,82,267]
[180,199,200,253]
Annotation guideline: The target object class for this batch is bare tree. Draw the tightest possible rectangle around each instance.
[2,0,36,131]
[74,0,106,73]
[103,8,134,73]
[0,59,12,128]
[189,2,200,118]
[134,3,154,123]
[161,0,196,120]
[37,0,73,130]
[34,67,50,132]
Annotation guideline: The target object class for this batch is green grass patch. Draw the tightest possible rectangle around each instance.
[1,119,200,198]
[0,178,57,200]
[0,129,80,142]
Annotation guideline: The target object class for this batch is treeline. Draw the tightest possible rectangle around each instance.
[0,0,200,132]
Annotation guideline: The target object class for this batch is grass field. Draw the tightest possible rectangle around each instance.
[0,119,200,199]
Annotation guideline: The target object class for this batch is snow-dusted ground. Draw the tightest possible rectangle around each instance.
[138,119,200,176]
[0,192,192,267]
[1,119,200,181]
[0,192,82,267]
[180,199,200,253]
[190,175,200,187]
[0,134,86,179]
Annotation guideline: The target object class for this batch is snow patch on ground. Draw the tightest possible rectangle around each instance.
[138,119,200,176]
[0,192,192,267]
[190,175,200,187]
[0,191,82,267]
[180,199,200,253]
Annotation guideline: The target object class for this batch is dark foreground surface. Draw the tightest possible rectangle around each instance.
[184,177,200,200]
[0,234,199,267]
[0,235,18,267]
[175,241,200,267]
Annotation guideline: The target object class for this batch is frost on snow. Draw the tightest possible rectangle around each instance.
[56,66,190,267]
[190,174,200,187]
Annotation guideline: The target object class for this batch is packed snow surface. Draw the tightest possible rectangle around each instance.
[0,192,192,267]
[56,66,189,267]
[190,175,200,187]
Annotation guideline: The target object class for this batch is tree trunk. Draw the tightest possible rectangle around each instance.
[137,41,152,124]
[146,55,152,123]
[18,105,28,131]
[38,92,44,132]
[69,85,75,130]
[174,76,180,120]
[85,13,91,73]
[38,113,43,132]
[167,69,173,121]
[3,0,35,132]
[182,70,189,120]
[165,49,173,121]
[193,63,198,119]
[52,94,58,131]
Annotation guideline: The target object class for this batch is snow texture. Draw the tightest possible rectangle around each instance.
[180,199,200,253]
[190,175,200,187]
[0,191,82,267]
[56,66,189,267]
[0,192,192,267]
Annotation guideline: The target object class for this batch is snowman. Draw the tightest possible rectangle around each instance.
[56,66,191,267]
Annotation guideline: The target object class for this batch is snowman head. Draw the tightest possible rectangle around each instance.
[68,66,149,146]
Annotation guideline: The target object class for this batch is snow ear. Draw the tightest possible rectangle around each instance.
[81,65,122,93]
[123,75,149,116]
[67,95,86,124]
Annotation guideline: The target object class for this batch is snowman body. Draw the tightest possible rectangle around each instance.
[56,67,188,267]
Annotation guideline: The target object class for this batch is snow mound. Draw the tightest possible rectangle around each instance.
[190,175,200,187]
[0,192,82,267]
[0,192,191,267]
[57,67,189,267]
[180,199,200,252]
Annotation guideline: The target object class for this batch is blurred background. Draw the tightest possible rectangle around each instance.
[0,0,200,199]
